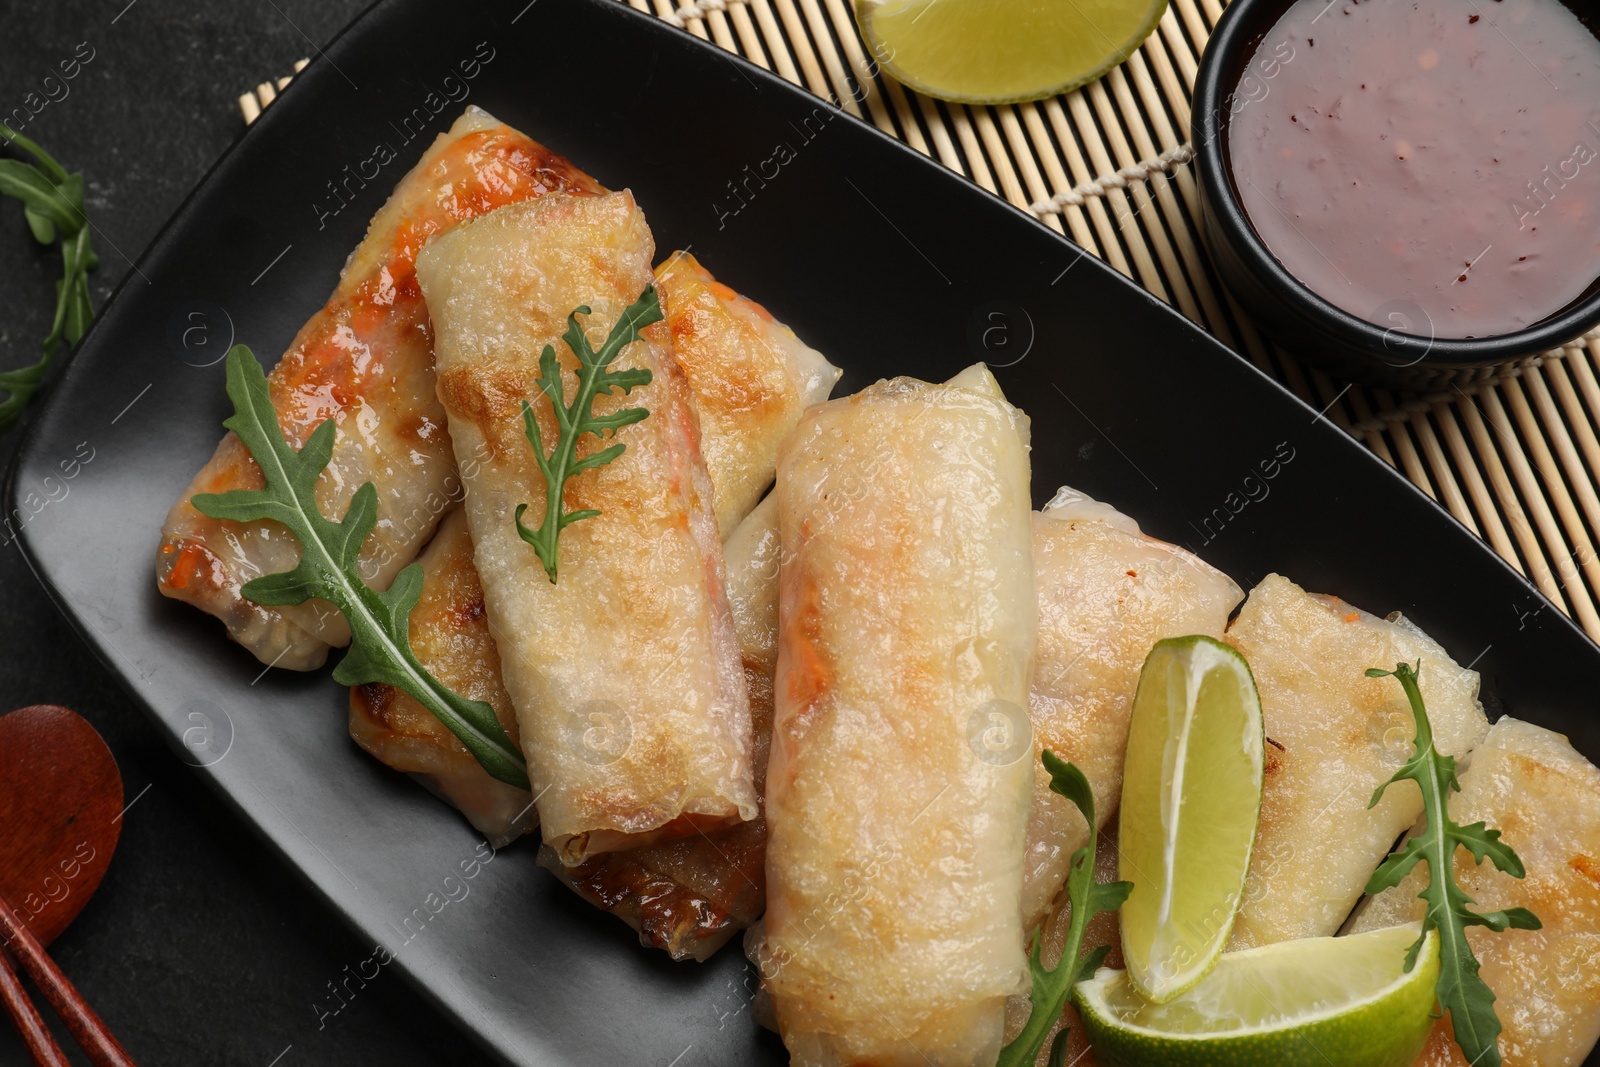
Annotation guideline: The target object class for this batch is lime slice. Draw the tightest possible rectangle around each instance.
[1074,924,1441,1067]
[855,0,1168,105]
[1118,635,1264,1003]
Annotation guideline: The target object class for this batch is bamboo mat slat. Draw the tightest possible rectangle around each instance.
[240,1,1600,643]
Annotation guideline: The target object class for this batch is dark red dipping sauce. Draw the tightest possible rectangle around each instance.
[1229,0,1600,338]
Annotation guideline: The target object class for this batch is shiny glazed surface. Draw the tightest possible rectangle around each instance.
[155,107,602,670]
[655,252,840,537]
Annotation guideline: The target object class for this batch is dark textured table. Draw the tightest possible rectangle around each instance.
[0,2,488,1063]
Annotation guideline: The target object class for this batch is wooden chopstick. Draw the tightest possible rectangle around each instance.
[0,949,69,1067]
[0,893,135,1067]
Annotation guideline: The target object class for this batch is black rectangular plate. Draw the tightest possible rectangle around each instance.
[11,0,1600,1063]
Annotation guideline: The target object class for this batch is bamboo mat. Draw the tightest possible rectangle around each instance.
[243,2,1600,642]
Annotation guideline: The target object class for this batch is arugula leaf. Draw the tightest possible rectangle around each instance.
[514,285,661,582]
[1365,662,1541,1067]
[0,127,99,435]
[997,751,1132,1067]
[193,345,530,790]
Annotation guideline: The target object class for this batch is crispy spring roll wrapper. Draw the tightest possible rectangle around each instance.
[156,106,602,670]
[1349,717,1600,1067]
[415,191,755,864]
[540,494,782,960]
[755,364,1036,1067]
[654,252,841,536]
[1225,573,1488,948]
[1020,487,1242,930]
[348,508,533,846]
[350,255,836,854]
[548,481,1234,960]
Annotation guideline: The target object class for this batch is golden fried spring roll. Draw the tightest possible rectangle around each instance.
[1350,717,1600,1067]
[350,252,837,856]
[157,107,602,670]
[1226,574,1488,948]
[415,191,755,864]
[1021,488,1242,930]
[348,508,533,846]
[655,252,840,537]
[541,494,782,960]
[756,364,1036,1066]
[548,481,1235,961]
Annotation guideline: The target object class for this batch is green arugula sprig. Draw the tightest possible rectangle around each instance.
[998,752,1132,1067]
[0,127,98,434]
[1365,662,1541,1067]
[194,346,529,789]
[514,286,661,583]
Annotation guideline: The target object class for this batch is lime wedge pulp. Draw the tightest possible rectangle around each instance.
[1075,923,1441,1067]
[1118,635,1265,1003]
[855,0,1169,105]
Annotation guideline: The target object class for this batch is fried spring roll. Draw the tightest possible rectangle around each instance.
[1225,573,1489,948]
[157,107,602,670]
[540,494,782,960]
[548,481,1233,961]
[1021,488,1242,930]
[1350,717,1600,1066]
[655,252,840,537]
[415,191,755,864]
[350,252,836,855]
[755,364,1036,1067]
[348,508,532,846]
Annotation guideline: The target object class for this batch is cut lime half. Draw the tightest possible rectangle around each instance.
[855,0,1169,105]
[1075,923,1441,1067]
[1118,635,1264,1003]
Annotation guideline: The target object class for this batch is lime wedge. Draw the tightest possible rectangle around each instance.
[855,0,1168,105]
[1074,924,1441,1067]
[1118,635,1263,1003]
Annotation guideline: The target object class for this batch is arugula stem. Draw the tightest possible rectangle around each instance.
[194,347,528,789]
[1365,662,1541,1067]
[530,355,601,570]
[0,127,69,184]
[1390,668,1474,979]
[344,581,524,783]
[1001,887,1094,1067]
[515,287,660,582]
[0,132,95,434]
[998,752,1131,1067]
[239,401,515,774]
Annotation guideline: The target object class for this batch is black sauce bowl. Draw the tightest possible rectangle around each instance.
[1192,0,1600,388]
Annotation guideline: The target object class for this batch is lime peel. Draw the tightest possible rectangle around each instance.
[1075,924,1441,1067]
[855,0,1170,105]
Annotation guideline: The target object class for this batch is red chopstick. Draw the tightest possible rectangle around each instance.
[0,891,135,1067]
[0,948,69,1067]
